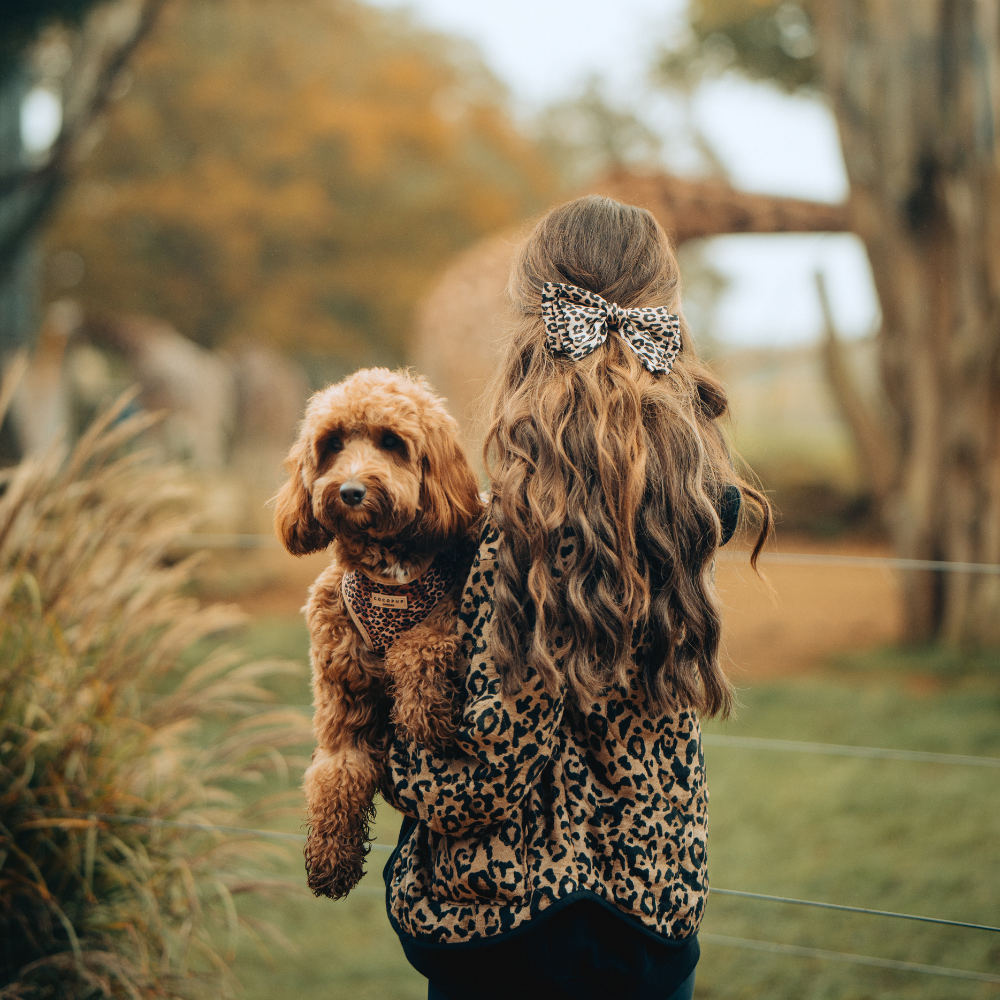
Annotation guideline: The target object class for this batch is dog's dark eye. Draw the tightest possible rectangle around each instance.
[380,433,401,451]
[324,436,343,454]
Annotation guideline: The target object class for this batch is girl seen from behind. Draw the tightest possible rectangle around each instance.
[384,195,771,1000]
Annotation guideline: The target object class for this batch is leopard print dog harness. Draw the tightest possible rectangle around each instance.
[541,281,682,375]
[342,550,465,656]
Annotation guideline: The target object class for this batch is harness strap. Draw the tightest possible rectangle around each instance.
[341,550,463,656]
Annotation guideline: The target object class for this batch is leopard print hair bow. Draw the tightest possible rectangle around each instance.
[541,281,682,375]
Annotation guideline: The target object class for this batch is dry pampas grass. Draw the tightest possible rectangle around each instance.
[0,362,311,1000]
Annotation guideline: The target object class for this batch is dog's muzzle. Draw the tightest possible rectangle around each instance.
[340,481,367,506]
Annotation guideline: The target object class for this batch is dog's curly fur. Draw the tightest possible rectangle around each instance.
[273,368,482,899]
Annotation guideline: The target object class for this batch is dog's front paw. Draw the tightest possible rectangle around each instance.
[302,746,380,899]
[304,823,369,899]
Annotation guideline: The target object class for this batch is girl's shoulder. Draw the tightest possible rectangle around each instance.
[468,508,579,576]
[460,514,501,604]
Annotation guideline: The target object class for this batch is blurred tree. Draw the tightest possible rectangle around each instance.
[658,0,819,93]
[0,2,102,81]
[0,0,168,291]
[663,1,1000,646]
[43,0,557,367]
[534,74,663,189]
[814,3,1000,647]
[0,0,168,465]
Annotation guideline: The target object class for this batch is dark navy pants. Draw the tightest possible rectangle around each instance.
[427,969,696,1000]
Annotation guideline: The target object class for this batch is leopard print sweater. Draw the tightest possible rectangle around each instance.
[385,520,708,945]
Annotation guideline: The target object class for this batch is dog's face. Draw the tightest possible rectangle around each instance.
[274,368,480,555]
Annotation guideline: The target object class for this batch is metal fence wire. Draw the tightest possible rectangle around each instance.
[43,800,1000,987]
[170,532,1000,576]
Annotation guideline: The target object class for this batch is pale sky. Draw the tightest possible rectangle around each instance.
[375,0,682,111]
[368,0,881,346]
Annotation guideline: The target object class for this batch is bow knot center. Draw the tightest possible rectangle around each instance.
[604,301,627,330]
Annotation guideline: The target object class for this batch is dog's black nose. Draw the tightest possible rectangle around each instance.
[339,481,366,506]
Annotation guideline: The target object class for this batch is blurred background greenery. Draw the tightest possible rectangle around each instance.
[0,0,883,538]
[43,0,557,364]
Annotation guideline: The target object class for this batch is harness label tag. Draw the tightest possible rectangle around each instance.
[372,592,408,609]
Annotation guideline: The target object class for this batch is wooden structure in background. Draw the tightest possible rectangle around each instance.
[592,171,849,242]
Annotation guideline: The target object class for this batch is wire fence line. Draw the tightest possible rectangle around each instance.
[70,535,1000,985]
[701,733,1000,768]
[287,886,1000,985]
[708,888,1000,933]
[720,549,1000,575]
[160,717,999,771]
[39,811,1000,985]
[169,532,1000,575]
[61,812,314,844]
[698,934,1000,985]
[43,812,1000,934]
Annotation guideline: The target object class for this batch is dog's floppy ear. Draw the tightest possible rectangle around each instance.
[419,415,481,544]
[273,438,331,556]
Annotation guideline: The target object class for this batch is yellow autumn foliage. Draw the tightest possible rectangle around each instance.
[46,0,558,364]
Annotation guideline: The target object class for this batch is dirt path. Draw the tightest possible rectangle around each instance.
[227,534,902,681]
[716,535,900,680]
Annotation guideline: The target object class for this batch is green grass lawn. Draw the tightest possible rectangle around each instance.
[229,616,1000,999]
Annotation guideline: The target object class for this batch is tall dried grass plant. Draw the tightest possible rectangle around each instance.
[0,367,311,1000]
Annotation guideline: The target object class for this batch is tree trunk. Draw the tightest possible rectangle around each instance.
[0,0,168,333]
[0,63,40,359]
[813,0,1000,645]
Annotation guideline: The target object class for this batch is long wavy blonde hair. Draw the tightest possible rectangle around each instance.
[484,195,771,719]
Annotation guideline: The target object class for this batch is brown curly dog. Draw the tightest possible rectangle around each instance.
[273,368,482,899]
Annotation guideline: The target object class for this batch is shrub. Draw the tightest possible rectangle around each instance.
[0,386,311,1000]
